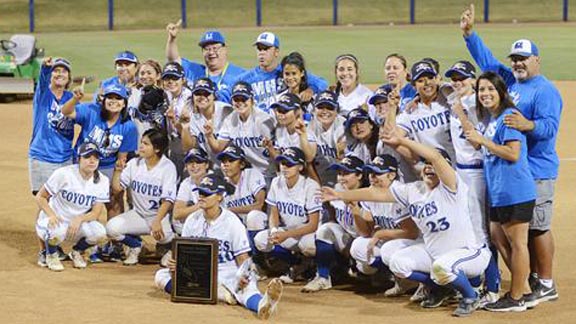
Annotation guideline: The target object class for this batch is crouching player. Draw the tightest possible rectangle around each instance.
[35,143,109,271]
[154,174,283,319]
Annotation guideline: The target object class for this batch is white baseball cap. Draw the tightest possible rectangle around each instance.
[253,32,280,48]
[508,39,539,57]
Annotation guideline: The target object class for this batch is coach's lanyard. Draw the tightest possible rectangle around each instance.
[206,62,229,89]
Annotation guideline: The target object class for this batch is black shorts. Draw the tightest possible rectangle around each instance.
[490,200,535,224]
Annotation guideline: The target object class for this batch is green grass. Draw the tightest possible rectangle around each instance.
[2,23,575,92]
[0,0,573,33]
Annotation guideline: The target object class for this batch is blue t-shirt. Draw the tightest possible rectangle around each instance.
[483,108,536,207]
[399,83,417,112]
[181,58,246,103]
[92,76,121,103]
[75,103,138,169]
[29,65,75,163]
[465,32,563,179]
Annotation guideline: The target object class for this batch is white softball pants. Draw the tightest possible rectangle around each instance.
[457,168,488,244]
[106,209,174,244]
[35,213,107,246]
[315,222,355,253]
[350,237,421,275]
[254,228,316,257]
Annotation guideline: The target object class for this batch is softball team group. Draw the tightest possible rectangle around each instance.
[29,5,562,319]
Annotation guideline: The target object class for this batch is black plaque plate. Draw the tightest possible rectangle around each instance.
[171,238,218,304]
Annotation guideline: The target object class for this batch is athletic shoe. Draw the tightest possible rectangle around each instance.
[523,292,539,309]
[278,268,295,284]
[46,252,64,272]
[251,262,268,281]
[219,285,238,305]
[160,250,171,268]
[385,278,419,297]
[123,247,142,266]
[37,250,47,267]
[301,275,332,293]
[484,292,526,312]
[258,278,283,320]
[528,273,539,292]
[533,281,559,303]
[69,250,87,269]
[420,286,455,308]
[57,246,68,261]
[452,297,480,317]
[477,290,500,309]
[88,246,103,263]
[108,242,125,262]
[410,283,428,302]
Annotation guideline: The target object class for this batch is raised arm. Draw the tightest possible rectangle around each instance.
[320,185,396,204]
[165,20,183,64]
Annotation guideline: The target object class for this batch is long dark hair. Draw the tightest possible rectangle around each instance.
[334,54,359,98]
[475,71,516,117]
[101,96,129,123]
[142,128,169,158]
[281,52,309,93]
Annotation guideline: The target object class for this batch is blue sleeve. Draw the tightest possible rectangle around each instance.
[464,32,516,87]
[74,103,94,126]
[119,121,139,153]
[500,112,524,143]
[306,72,328,93]
[216,88,231,103]
[530,85,562,141]
[34,65,52,105]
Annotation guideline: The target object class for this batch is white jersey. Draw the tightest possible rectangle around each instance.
[120,155,177,219]
[166,87,193,138]
[42,165,110,222]
[376,141,419,183]
[182,208,251,277]
[328,184,359,237]
[217,109,276,175]
[309,116,346,186]
[337,84,375,119]
[274,126,317,153]
[359,199,409,230]
[345,139,372,163]
[175,176,200,206]
[266,175,322,229]
[389,176,480,259]
[396,100,455,163]
[224,168,266,219]
[189,101,233,163]
[449,94,485,167]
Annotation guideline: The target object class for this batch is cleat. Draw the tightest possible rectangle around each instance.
[385,278,419,297]
[410,283,428,302]
[477,290,500,309]
[452,297,480,317]
[258,278,283,320]
[46,252,64,272]
[37,250,47,267]
[301,275,332,293]
[484,292,526,312]
[69,250,87,269]
[123,247,141,266]
[420,286,455,308]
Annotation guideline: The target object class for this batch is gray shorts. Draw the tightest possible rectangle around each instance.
[28,158,72,193]
[530,179,556,231]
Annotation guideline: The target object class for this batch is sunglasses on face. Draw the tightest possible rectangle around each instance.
[275,107,293,114]
[163,76,181,81]
[194,91,212,98]
[232,96,249,103]
[316,105,336,111]
[198,191,217,198]
[450,75,468,82]
[279,160,298,167]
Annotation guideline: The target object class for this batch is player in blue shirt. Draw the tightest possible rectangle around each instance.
[461,4,562,304]
[165,22,245,102]
[225,32,328,114]
[93,51,139,103]
[383,54,417,112]
[466,72,536,312]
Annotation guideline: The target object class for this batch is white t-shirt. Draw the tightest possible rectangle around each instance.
[337,84,375,118]
[224,168,266,219]
[274,126,317,153]
[329,184,359,237]
[166,87,193,138]
[266,175,322,229]
[120,155,177,218]
[309,116,346,186]
[389,176,480,259]
[42,165,110,222]
[182,208,251,277]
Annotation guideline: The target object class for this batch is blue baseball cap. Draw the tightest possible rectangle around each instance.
[275,147,305,166]
[368,84,394,105]
[52,58,71,72]
[508,39,539,57]
[253,32,280,48]
[411,60,437,81]
[328,155,364,173]
[216,145,252,168]
[184,147,209,163]
[191,78,216,95]
[193,174,227,196]
[314,90,339,110]
[162,62,185,79]
[344,108,371,129]
[271,93,301,111]
[78,142,100,158]
[363,154,398,174]
[231,81,254,100]
[115,51,138,64]
[445,61,476,79]
[103,84,128,99]
[198,30,226,47]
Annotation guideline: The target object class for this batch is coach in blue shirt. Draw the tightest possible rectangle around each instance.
[460,4,562,303]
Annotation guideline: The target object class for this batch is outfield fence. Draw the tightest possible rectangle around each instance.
[0,0,572,33]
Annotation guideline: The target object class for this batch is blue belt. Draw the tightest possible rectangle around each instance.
[456,162,483,170]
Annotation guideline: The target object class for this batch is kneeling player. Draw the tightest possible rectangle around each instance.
[154,174,283,319]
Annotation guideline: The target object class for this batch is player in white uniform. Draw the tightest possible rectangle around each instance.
[35,143,109,271]
[107,129,177,266]
[154,174,283,320]
[347,155,421,297]
[181,78,233,165]
[395,60,456,163]
[333,54,376,120]
[344,108,379,163]
[301,156,364,292]
[209,81,276,177]
[308,90,346,187]
[172,148,211,235]
[217,145,268,248]
[253,147,322,283]
[321,129,491,317]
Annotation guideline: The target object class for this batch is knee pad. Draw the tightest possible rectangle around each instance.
[431,260,454,286]
[315,223,336,244]
[246,211,267,231]
[253,230,271,252]
[349,238,368,263]
[154,269,171,291]
[298,239,316,257]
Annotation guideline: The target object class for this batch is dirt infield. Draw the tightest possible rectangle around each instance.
[1,82,575,324]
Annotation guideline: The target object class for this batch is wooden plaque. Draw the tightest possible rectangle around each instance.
[170,238,218,304]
